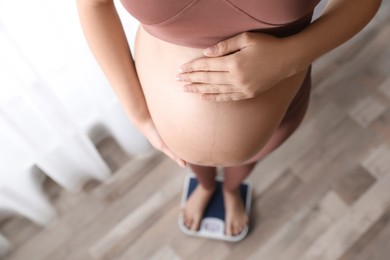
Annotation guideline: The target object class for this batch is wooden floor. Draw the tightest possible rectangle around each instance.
[1,2,390,260]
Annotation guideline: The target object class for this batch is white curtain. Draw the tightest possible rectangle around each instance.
[0,0,149,255]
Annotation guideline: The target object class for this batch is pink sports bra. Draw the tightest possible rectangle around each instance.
[120,0,321,48]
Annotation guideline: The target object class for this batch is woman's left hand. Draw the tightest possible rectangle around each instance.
[176,32,297,102]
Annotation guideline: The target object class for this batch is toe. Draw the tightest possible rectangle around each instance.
[182,211,188,226]
[238,224,245,235]
[233,221,247,236]
[184,215,192,229]
[225,221,233,236]
[233,223,241,236]
[191,215,201,231]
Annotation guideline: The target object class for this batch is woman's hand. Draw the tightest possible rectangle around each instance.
[176,32,298,102]
[140,119,186,168]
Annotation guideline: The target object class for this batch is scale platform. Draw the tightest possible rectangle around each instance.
[178,173,251,242]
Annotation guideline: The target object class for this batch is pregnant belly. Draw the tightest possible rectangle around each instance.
[134,25,306,166]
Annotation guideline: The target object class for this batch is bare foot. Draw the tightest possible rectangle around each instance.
[223,187,249,236]
[181,184,215,231]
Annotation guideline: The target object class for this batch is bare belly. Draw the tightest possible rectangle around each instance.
[134,25,307,166]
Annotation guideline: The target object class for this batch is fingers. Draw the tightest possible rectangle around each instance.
[177,71,231,85]
[183,84,235,95]
[203,32,252,57]
[181,83,251,101]
[183,87,251,101]
[143,119,186,167]
[162,145,186,168]
[179,55,230,73]
[155,137,186,168]
[200,93,250,102]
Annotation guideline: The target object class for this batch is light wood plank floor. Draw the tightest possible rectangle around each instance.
[1,2,390,259]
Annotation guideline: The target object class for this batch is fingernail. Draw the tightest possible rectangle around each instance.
[183,85,190,92]
[177,74,190,82]
[203,47,214,56]
[179,66,188,73]
[178,161,185,168]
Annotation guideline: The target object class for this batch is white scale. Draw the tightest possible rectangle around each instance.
[179,172,251,242]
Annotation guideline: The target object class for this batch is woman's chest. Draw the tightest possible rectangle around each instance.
[121,0,321,26]
[121,0,320,48]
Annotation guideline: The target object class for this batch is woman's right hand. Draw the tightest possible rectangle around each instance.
[140,119,186,168]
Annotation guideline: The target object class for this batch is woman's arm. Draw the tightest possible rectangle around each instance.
[177,0,382,101]
[289,0,382,75]
[76,0,186,167]
[76,0,149,128]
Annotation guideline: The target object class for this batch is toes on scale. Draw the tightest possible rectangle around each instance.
[182,212,247,236]
[181,209,202,232]
[179,176,250,239]
[225,221,248,237]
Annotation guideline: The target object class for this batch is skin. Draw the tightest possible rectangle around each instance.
[76,0,381,236]
[133,25,307,167]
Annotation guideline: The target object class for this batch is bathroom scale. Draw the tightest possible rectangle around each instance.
[178,173,251,242]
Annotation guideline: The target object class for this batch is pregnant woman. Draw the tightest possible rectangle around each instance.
[77,0,381,237]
